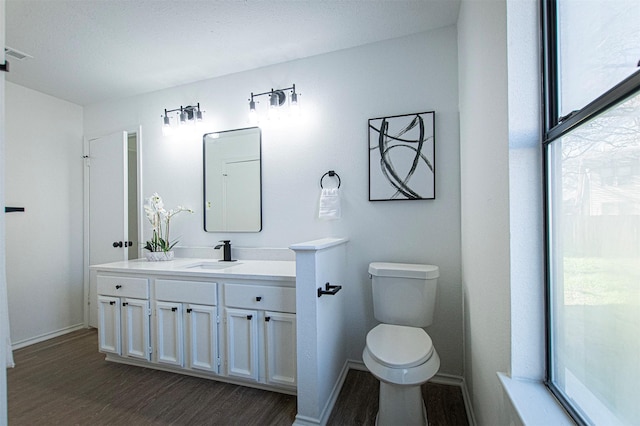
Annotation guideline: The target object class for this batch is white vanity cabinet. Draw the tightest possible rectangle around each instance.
[97,275,151,361]
[91,258,297,394]
[154,279,219,373]
[223,283,297,388]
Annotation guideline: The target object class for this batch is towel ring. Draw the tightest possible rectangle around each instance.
[320,170,341,188]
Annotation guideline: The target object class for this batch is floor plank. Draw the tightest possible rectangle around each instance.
[8,329,468,425]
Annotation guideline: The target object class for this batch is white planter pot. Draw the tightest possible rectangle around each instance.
[145,251,175,261]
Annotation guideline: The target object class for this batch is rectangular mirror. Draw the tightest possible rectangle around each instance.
[203,127,262,232]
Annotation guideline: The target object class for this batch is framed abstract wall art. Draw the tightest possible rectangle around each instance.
[368,111,435,201]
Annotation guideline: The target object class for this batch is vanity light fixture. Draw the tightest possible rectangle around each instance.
[248,84,299,123]
[162,103,204,134]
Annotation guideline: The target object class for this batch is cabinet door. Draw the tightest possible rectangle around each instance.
[98,296,121,355]
[187,304,218,373]
[264,311,297,387]
[225,308,258,381]
[122,298,151,360]
[156,301,184,366]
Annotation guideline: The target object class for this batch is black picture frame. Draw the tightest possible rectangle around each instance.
[368,111,435,201]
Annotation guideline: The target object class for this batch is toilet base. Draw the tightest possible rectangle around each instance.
[376,380,427,426]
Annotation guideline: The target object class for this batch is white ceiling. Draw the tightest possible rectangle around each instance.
[5,0,460,106]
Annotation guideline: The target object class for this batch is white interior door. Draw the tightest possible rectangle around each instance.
[88,131,128,327]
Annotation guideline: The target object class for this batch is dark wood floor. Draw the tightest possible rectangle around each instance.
[7,329,468,425]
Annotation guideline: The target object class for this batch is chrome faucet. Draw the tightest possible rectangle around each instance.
[214,240,233,262]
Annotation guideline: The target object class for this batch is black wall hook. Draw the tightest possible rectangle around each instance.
[320,170,341,188]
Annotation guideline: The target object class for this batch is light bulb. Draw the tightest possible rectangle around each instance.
[290,93,300,117]
[270,93,278,108]
[249,109,258,125]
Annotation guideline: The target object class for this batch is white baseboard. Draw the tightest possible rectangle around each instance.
[460,376,477,426]
[11,323,86,350]
[293,360,351,426]
[293,414,322,426]
[431,372,464,386]
[347,359,368,371]
[319,361,350,425]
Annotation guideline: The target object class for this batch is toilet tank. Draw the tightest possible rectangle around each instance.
[369,262,439,327]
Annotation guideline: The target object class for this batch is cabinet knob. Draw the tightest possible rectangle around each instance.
[109,301,116,305]
[187,308,192,313]
[265,316,271,322]
[112,241,123,248]
[246,314,253,320]
[122,302,128,306]
[256,296,262,302]
[115,285,122,289]
[171,307,177,312]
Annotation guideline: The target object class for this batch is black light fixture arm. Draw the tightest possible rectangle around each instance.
[164,103,201,117]
[250,84,296,100]
[248,84,298,107]
[162,102,203,126]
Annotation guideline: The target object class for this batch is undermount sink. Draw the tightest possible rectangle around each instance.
[186,261,243,270]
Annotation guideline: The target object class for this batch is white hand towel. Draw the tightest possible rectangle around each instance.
[319,188,341,220]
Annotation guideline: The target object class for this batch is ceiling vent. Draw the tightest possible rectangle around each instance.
[4,47,33,61]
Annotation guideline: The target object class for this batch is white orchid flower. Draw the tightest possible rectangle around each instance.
[143,193,194,254]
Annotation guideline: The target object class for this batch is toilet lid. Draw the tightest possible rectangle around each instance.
[366,324,434,368]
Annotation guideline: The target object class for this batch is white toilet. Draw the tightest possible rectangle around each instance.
[363,262,440,426]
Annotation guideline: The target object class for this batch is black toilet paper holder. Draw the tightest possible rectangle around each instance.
[317,282,342,297]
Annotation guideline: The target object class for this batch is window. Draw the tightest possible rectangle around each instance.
[543,1,640,425]
[556,0,640,116]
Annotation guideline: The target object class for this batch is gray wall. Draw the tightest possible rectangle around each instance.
[458,0,544,424]
[5,82,84,345]
[458,1,511,424]
[84,27,464,375]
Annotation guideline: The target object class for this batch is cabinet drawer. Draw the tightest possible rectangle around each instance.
[155,279,217,305]
[97,275,149,298]
[224,284,295,313]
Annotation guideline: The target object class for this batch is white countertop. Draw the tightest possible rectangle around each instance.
[90,258,296,282]
[289,237,348,251]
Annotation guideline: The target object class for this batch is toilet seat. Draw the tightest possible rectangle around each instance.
[366,324,433,368]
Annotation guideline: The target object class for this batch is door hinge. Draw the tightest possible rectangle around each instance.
[216,315,220,324]
[217,357,221,366]
[147,308,152,316]
[149,346,153,354]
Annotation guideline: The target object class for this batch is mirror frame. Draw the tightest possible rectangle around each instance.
[202,127,262,232]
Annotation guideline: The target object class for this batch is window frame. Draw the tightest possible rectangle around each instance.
[541,0,640,424]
